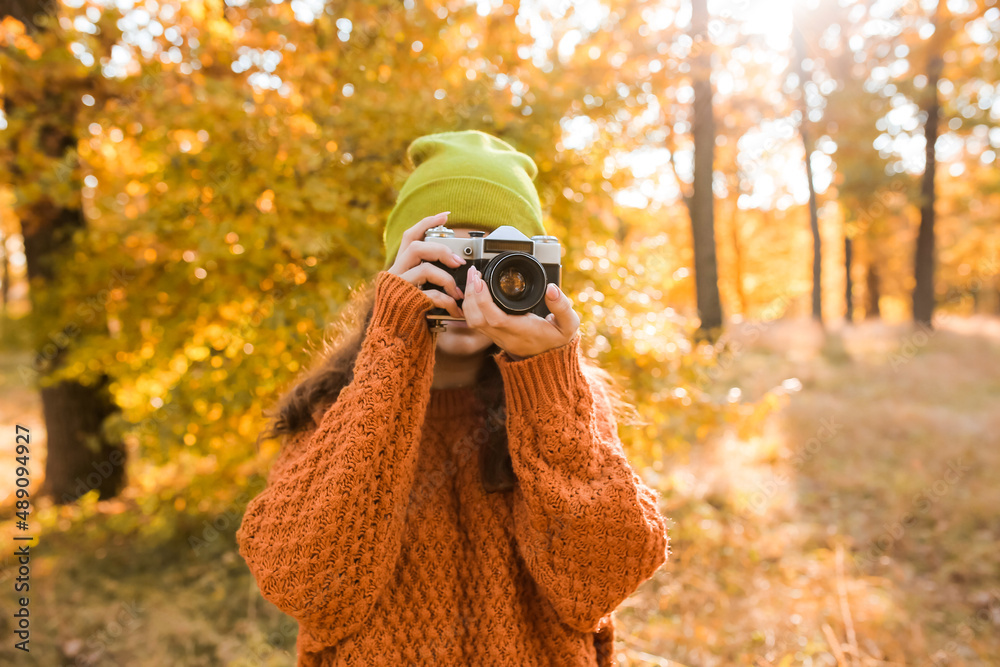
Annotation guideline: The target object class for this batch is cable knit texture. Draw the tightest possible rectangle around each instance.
[236,270,671,666]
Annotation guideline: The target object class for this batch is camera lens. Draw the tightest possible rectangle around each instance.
[497,268,527,298]
[483,252,546,314]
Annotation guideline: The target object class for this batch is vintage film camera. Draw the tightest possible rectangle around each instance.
[422,225,562,332]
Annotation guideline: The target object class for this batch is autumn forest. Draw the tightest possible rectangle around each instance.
[0,0,998,665]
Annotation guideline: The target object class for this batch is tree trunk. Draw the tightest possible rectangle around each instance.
[792,14,822,325]
[865,262,881,319]
[38,373,124,503]
[913,32,943,327]
[1,0,126,503]
[844,234,854,323]
[802,126,822,324]
[977,279,1000,315]
[0,230,8,309]
[689,0,723,337]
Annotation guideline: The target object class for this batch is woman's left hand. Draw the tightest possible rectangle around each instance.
[461,265,581,360]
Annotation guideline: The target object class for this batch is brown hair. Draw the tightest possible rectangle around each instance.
[256,275,638,493]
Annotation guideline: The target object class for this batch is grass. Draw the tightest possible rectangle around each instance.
[1,316,998,665]
[617,316,1000,666]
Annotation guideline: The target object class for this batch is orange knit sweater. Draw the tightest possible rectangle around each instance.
[236,271,670,666]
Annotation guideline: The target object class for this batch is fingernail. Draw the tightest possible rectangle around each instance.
[546,283,558,299]
[452,253,464,264]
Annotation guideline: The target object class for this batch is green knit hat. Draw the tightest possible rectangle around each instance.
[382,130,546,270]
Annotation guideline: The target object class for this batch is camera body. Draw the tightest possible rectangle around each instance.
[422,225,562,323]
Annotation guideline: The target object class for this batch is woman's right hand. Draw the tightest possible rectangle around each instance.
[386,211,467,319]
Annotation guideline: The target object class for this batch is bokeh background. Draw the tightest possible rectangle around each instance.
[0,0,998,665]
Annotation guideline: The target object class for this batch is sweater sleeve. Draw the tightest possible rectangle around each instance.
[236,270,437,651]
[494,336,670,633]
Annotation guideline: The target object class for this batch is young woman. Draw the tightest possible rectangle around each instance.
[236,130,670,666]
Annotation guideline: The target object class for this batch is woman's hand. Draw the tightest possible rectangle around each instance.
[461,265,580,360]
[386,211,467,318]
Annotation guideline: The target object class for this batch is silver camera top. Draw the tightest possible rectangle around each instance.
[423,225,561,264]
